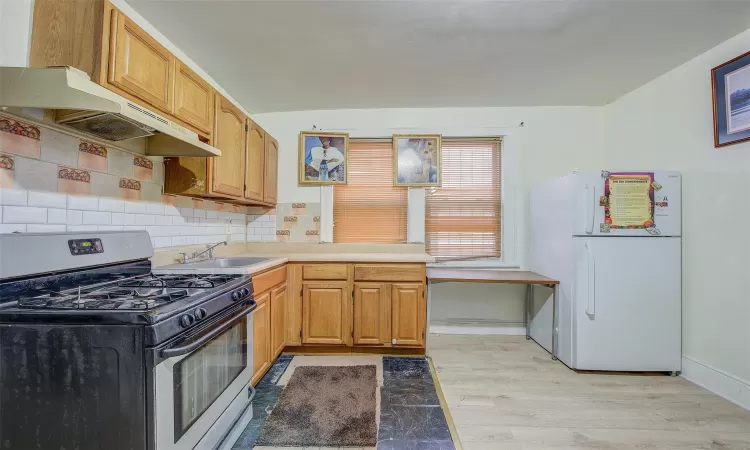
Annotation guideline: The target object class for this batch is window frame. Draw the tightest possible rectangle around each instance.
[321,127,518,268]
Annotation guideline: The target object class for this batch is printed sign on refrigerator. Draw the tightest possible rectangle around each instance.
[603,172,655,229]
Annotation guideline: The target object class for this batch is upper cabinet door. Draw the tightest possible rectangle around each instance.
[173,60,214,135]
[108,10,174,114]
[212,94,246,197]
[264,136,278,204]
[245,120,266,201]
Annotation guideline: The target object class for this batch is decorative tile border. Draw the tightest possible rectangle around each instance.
[79,141,107,157]
[276,229,290,242]
[58,166,91,183]
[133,155,153,169]
[0,118,40,140]
[0,154,14,170]
[119,178,141,190]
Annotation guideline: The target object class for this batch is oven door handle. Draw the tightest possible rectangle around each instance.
[160,301,255,359]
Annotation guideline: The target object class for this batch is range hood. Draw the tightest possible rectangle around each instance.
[0,67,221,157]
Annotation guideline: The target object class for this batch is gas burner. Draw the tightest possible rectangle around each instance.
[14,272,244,310]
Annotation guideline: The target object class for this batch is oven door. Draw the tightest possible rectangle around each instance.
[153,301,254,450]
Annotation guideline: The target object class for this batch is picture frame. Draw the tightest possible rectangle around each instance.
[712,50,750,147]
[298,131,349,185]
[392,134,442,187]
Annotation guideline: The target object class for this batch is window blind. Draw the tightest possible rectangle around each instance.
[333,139,408,243]
[425,137,502,260]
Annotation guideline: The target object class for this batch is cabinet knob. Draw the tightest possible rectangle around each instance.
[391,338,397,345]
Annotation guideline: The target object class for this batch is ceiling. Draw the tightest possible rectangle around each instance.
[126,0,750,113]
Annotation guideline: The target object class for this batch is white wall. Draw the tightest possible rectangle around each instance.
[605,29,750,395]
[0,0,33,66]
[254,107,606,326]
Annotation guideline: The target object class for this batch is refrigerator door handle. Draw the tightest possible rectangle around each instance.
[584,184,595,234]
[585,241,595,316]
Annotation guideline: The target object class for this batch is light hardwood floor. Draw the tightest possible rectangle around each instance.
[429,334,750,450]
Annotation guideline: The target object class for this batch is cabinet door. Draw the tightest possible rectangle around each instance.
[212,94,246,197]
[270,283,287,359]
[245,120,265,201]
[252,292,271,385]
[263,136,278,204]
[391,283,425,347]
[173,60,214,135]
[108,10,174,114]
[353,283,390,346]
[302,282,348,345]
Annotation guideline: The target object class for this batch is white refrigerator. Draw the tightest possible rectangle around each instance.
[529,170,681,373]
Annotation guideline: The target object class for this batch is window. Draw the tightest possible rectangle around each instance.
[333,139,408,243]
[426,137,502,260]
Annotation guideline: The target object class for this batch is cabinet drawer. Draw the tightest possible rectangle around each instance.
[354,264,425,282]
[252,265,286,295]
[302,264,348,280]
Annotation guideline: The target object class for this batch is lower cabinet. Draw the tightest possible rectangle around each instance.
[353,282,390,345]
[251,291,271,385]
[391,283,426,346]
[252,278,287,386]
[302,281,349,345]
[270,283,287,360]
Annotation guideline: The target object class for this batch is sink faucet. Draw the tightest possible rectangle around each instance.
[179,241,227,264]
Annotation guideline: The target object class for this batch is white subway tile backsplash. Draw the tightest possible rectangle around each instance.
[134,214,156,226]
[153,215,167,225]
[230,233,244,241]
[0,189,28,206]
[67,195,99,211]
[171,236,187,246]
[98,225,124,231]
[98,198,125,213]
[261,235,276,242]
[82,211,111,225]
[47,208,67,224]
[171,215,187,226]
[0,224,26,233]
[146,203,165,215]
[154,237,171,248]
[145,226,170,237]
[66,210,83,225]
[206,210,218,219]
[179,208,195,217]
[3,206,47,224]
[164,205,180,216]
[28,191,67,208]
[111,213,126,225]
[194,209,207,219]
[124,201,148,214]
[27,224,66,232]
[67,225,98,232]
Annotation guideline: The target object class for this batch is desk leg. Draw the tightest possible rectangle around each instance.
[525,284,531,340]
[551,283,558,360]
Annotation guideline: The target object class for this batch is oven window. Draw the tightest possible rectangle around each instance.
[173,317,247,440]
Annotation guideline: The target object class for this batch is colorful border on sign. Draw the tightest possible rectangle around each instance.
[603,171,655,229]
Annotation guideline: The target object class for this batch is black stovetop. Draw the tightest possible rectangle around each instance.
[17,273,245,310]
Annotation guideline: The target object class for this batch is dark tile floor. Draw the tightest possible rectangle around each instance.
[231,356,454,450]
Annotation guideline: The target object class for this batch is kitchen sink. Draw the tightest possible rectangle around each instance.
[160,257,271,270]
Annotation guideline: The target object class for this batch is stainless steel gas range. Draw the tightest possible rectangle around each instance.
[0,231,256,450]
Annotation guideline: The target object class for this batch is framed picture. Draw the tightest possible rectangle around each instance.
[298,132,349,185]
[712,50,750,147]
[393,134,441,187]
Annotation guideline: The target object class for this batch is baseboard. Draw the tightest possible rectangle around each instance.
[430,319,525,335]
[681,355,750,411]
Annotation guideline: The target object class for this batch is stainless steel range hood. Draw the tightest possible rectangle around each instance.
[0,67,221,157]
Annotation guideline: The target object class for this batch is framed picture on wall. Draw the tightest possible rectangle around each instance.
[712,50,750,147]
[393,134,441,187]
[298,131,349,185]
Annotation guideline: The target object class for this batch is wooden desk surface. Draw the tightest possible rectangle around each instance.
[426,268,559,285]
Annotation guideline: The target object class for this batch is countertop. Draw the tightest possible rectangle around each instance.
[151,243,434,275]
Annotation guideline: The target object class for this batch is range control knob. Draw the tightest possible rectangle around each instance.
[232,291,242,302]
[194,308,207,320]
[180,314,195,328]
[240,288,250,297]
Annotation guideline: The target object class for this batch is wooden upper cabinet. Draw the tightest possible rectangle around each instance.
[108,10,174,114]
[173,60,214,135]
[270,283,287,359]
[252,292,271,385]
[391,283,426,347]
[245,120,266,201]
[264,136,279,204]
[353,283,390,346]
[302,282,348,345]
[212,94,246,197]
